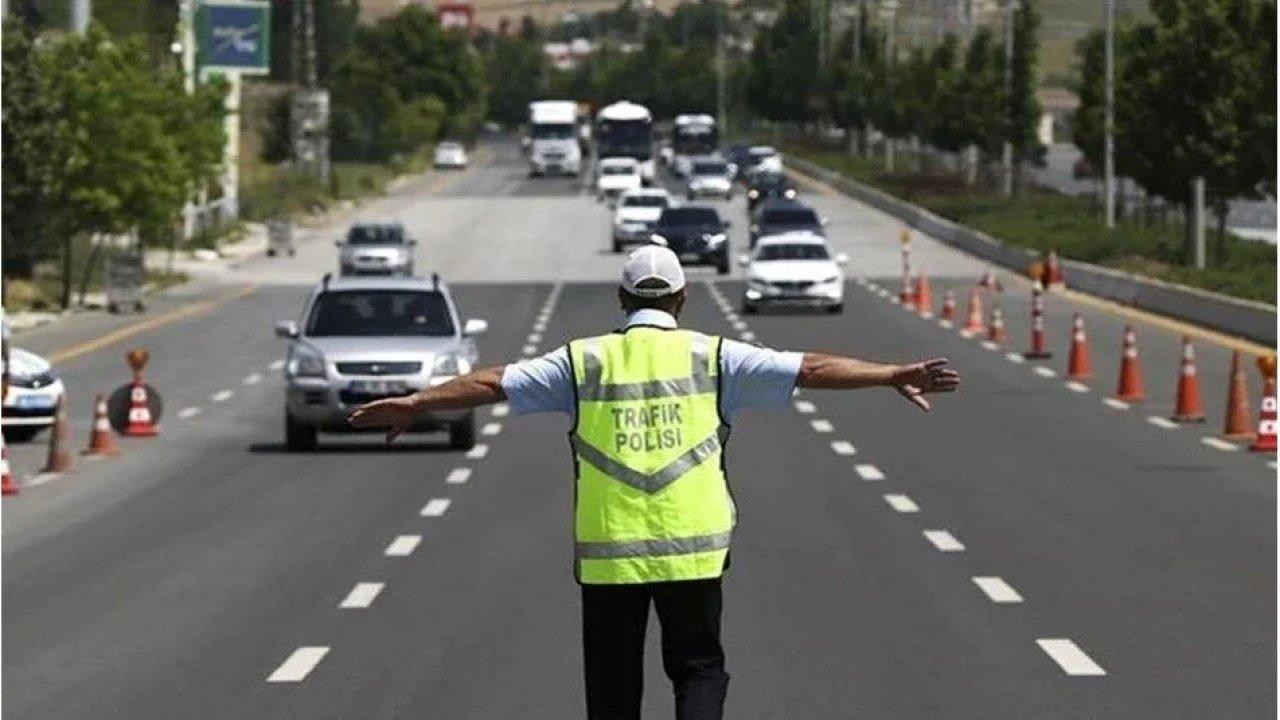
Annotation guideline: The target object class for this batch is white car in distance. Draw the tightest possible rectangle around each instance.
[434,141,468,169]
[741,232,847,314]
[612,188,671,253]
[596,157,643,202]
[686,157,735,201]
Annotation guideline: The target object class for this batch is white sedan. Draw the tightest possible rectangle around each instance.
[434,141,468,169]
[740,231,847,314]
[2,345,66,442]
[612,187,671,253]
[596,157,643,202]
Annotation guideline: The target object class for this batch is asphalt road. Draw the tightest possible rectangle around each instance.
[4,136,1274,719]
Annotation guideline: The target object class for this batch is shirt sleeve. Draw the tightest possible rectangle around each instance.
[500,345,575,416]
[718,338,803,420]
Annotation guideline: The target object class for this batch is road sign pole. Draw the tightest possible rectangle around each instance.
[1192,176,1206,270]
[1104,0,1116,228]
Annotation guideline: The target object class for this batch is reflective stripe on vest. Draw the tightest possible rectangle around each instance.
[569,329,734,584]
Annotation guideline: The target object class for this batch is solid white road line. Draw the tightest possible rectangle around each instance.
[794,400,816,414]
[339,582,385,609]
[810,419,834,433]
[1201,437,1240,452]
[266,647,330,683]
[491,403,510,418]
[384,535,421,557]
[1033,366,1057,378]
[177,406,202,420]
[883,494,920,513]
[1036,638,1107,676]
[482,422,502,436]
[1065,381,1090,393]
[972,576,1024,603]
[923,530,965,552]
[1146,416,1178,430]
[465,444,489,459]
[1004,352,1026,364]
[244,373,263,385]
[1103,398,1131,410]
[420,498,451,517]
[854,464,885,481]
[830,441,857,456]
[446,468,472,485]
[269,359,285,371]
[210,389,234,402]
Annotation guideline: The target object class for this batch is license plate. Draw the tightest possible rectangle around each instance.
[680,253,701,262]
[15,395,55,409]
[348,380,408,395]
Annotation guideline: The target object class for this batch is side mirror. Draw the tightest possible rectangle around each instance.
[275,320,299,339]
[835,252,849,266]
[462,318,489,337]
[737,253,751,267]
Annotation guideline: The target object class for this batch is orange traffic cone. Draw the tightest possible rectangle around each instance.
[962,287,984,335]
[1,441,18,496]
[83,394,119,456]
[987,306,1005,345]
[1222,351,1255,440]
[1250,355,1276,452]
[1042,249,1065,290]
[1023,281,1052,359]
[1170,337,1205,423]
[940,290,956,322]
[915,276,934,317]
[41,395,74,474]
[1115,325,1145,402]
[1066,313,1093,380]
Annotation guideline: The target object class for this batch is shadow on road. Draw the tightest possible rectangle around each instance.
[246,441,459,455]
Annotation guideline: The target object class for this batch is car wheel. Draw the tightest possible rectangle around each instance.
[449,413,476,451]
[716,255,730,275]
[2,426,43,443]
[826,303,844,314]
[612,238,623,253]
[285,412,318,452]
[686,191,695,201]
[742,302,759,315]
[266,248,277,258]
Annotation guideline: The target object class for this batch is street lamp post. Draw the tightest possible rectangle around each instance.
[1001,0,1016,197]
[1103,0,1116,228]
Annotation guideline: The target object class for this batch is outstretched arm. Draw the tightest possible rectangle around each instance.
[347,365,507,441]
[797,353,960,412]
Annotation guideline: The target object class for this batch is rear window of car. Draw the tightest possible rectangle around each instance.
[306,290,454,337]
[757,243,829,261]
[752,174,789,190]
[348,225,405,245]
[693,161,727,175]
[602,164,635,175]
[762,208,818,225]
[659,207,721,225]
[623,195,667,208]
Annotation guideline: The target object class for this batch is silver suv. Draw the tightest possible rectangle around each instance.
[337,222,415,276]
[275,274,488,451]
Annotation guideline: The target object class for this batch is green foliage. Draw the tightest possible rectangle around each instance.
[269,0,360,83]
[747,0,821,123]
[1008,0,1044,165]
[483,34,547,126]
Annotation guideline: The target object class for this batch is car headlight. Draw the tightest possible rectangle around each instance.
[784,188,797,199]
[287,344,325,378]
[820,275,841,285]
[7,371,56,389]
[433,353,468,376]
[748,190,759,199]
[703,233,727,246]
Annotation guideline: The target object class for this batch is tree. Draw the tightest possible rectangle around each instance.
[1007,0,1043,181]
[746,0,821,124]
[484,34,547,126]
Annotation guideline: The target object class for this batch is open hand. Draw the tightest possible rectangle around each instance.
[890,358,960,412]
[347,395,419,442]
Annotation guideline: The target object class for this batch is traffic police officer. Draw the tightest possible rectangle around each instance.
[349,246,960,719]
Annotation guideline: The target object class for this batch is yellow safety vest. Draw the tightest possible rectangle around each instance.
[568,327,735,584]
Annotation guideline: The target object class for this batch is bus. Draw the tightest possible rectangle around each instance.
[671,114,718,177]
[595,100,655,185]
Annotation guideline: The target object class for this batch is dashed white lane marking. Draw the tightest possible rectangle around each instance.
[267,647,330,683]
[889,296,901,305]
[339,582,385,609]
[810,419,834,433]
[384,535,421,557]
[876,289,890,298]
[446,467,472,485]
[794,400,816,414]
[1267,460,1277,470]
[527,333,542,344]
[883,494,920,513]
[980,340,999,351]
[972,576,1024,603]
[269,359,285,371]
[481,422,502,436]
[1036,639,1107,676]
[1065,381,1090,393]
[937,319,953,329]
[854,464,885,481]
[178,406,202,420]
[739,331,756,343]
[1146,416,1178,430]
[420,498,451,517]
[491,403,510,418]
[465,444,489,459]
[25,472,60,486]
[1103,398,1131,410]
[244,372,263,385]
[210,389,234,402]
[725,312,740,323]
[923,530,965,552]
[522,344,539,356]
[1032,366,1057,378]
[830,441,857,456]
[1004,352,1025,364]
[1201,437,1240,452]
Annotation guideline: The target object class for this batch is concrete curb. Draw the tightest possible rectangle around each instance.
[788,156,1277,346]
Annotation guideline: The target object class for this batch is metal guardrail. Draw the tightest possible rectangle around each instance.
[788,155,1277,346]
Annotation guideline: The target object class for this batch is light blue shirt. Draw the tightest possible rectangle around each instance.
[500,309,803,421]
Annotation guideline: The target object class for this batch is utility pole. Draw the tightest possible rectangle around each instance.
[882,0,898,172]
[291,0,330,184]
[70,0,89,33]
[1103,0,1116,228]
[1001,0,1015,197]
[716,5,726,134]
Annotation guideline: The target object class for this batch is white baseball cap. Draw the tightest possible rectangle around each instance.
[621,245,686,298]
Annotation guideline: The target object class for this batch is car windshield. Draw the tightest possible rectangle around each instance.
[306,290,454,337]
[659,207,720,226]
[438,143,462,152]
[757,244,830,261]
[623,195,667,208]
[532,123,574,139]
[753,175,790,190]
[348,225,405,245]
[693,161,728,175]
[602,164,635,175]
[749,148,777,160]
[762,208,818,225]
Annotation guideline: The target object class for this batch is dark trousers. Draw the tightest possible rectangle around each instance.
[580,578,729,720]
